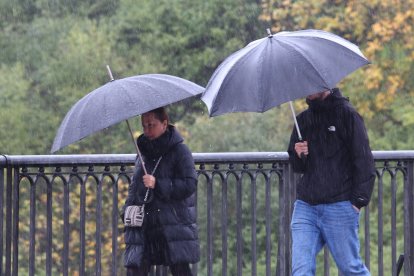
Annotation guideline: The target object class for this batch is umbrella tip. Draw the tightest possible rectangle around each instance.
[106,65,115,82]
[266,28,273,37]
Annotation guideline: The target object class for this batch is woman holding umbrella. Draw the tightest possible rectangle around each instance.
[122,107,200,276]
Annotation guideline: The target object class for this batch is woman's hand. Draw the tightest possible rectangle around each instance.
[143,174,156,189]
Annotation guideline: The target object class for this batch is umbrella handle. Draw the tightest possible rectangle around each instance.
[298,139,307,162]
[300,153,307,161]
[126,120,148,175]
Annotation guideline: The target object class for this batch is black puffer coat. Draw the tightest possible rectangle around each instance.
[287,89,375,209]
[122,125,199,267]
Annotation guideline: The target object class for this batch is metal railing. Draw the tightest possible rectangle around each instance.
[0,151,413,276]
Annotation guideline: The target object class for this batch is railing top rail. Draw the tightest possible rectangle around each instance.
[1,151,413,166]
[372,150,414,161]
[0,154,137,166]
[192,152,290,163]
[0,152,288,166]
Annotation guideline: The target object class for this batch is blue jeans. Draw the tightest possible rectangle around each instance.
[291,200,370,276]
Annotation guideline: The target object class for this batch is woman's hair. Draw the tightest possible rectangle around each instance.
[146,107,169,124]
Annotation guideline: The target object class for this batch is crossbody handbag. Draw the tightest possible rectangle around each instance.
[124,156,162,227]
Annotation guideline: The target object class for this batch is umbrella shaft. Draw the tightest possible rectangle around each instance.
[126,120,148,175]
[289,101,303,141]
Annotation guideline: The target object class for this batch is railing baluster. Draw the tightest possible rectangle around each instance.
[206,166,214,276]
[404,160,414,276]
[323,246,330,276]
[63,174,70,276]
[221,170,228,276]
[277,162,291,275]
[79,175,86,276]
[0,161,4,276]
[391,169,397,275]
[46,174,52,276]
[378,168,384,276]
[112,172,122,276]
[12,166,20,276]
[236,169,242,276]
[265,170,271,276]
[96,173,103,276]
[29,173,36,276]
[4,165,12,276]
[250,172,257,276]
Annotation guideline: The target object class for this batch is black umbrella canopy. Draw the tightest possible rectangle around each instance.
[51,74,204,153]
[201,29,370,117]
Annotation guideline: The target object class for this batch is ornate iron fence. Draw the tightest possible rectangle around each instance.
[0,151,413,276]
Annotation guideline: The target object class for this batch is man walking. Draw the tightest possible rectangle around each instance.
[287,88,376,275]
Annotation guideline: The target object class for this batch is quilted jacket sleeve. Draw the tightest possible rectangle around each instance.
[154,144,197,200]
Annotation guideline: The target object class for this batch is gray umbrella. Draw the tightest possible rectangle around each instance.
[201,29,369,139]
[51,72,204,155]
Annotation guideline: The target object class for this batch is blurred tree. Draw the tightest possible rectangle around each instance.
[0,63,34,153]
[185,105,293,152]
[260,0,414,149]
[0,15,134,154]
[0,0,119,21]
[113,0,266,124]
[0,0,268,154]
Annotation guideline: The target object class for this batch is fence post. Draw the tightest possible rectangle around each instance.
[4,157,13,276]
[0,156,4,276]
[277,163,294,276]
[404,160,414,275]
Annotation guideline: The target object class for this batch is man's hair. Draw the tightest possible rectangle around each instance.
[146,107,169,124]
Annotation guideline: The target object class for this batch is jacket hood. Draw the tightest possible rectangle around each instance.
[137,125,183,159]
[306,88,349,112]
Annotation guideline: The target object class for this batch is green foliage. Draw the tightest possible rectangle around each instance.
[0,63,39,154]
[115,0,264,84]
[0,0,413,273]
[112,0,265,127]
[367,73,414,150]
[185,105,293,152]
[0,0,266,154]
[0,0,119,22]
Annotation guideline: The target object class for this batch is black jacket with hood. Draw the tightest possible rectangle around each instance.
[287,88,375,209]
[122,125,199,268]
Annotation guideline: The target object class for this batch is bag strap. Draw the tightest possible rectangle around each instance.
[142,156,163,203]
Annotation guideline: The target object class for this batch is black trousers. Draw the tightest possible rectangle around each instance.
[126,263,193,276]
